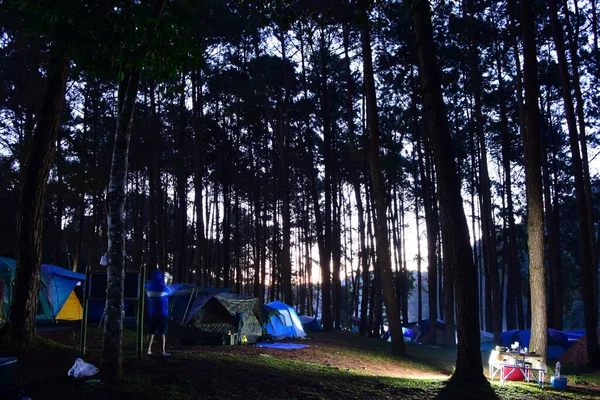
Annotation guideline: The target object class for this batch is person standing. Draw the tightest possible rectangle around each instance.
[146,270,173,356]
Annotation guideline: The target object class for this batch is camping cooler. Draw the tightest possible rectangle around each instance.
[551,376,567,390]
[502,367,525,381]
[0,357,17,386]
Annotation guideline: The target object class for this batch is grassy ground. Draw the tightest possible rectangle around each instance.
[1,325,599,399]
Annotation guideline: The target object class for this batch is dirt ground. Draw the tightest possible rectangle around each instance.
[5,325,598,400]
[35,325,448,380]
[195,333,449,380]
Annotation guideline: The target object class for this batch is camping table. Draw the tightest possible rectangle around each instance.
[489,350,546,388]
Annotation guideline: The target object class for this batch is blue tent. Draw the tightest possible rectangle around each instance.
[265,301,306,339]
[383,327,414,342]
[264,312,287,340]
[499,328,581,359]
[0,257,84,321]
[299,315,322,331]
[500,330,522,347]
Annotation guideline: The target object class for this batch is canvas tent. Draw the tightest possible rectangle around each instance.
[264,301,306,339]
[182,293,262,344]
[169,283,231,323]
[0,256,84,322]
[559,328,600,365]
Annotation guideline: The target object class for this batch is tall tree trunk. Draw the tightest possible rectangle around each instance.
[417,127,438,344]
[358,0,405,354]
[7,42,70,347]
[411,76,424,327]
[222,181,231,288]
[496,48,523,332]
[103,69,142,382]
[54,143,65,265]
[549,0,599,364]
[101,0,167,382]
[507,0,526,330]
[343,22,369,336]
[73,191,85,272]
[332,175,342,329]
[541,79,562,330]
[299,24,326,323]
[443,243,455,348]
[564,1,596,268]
[520,0,548,364]
[411,0,485,383]
[318,25,333,332]
[400,189,409,325]
[192,69,206,286]
[175,78,187,283]
[465,0,501,344]
[277,26,293,306]
[148,83,166,273]
[564,0,599,310]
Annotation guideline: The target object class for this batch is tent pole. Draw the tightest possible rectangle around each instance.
[136,265,145,360]
[80,266,90,356]
[182,287,196,324]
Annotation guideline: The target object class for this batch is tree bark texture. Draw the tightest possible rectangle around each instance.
[8,43,70,348]
[411,0,485,383]
[101,0,167,382]
[465,0,501,344]
[549,0,599,365]
[520,0,548,363]
[192,69,206,285]
[318,26,333,332]
[359,0,405,354]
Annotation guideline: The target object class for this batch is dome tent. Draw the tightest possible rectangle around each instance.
[0,256,84,322]
[264,301,306,339]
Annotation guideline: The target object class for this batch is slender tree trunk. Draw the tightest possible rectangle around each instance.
[541,80,563,330]
[412,0,485,383]
[332,175,342,329]
[175,77,187,283]
[101,0,167,382]
[359,0,405,354]
[400,189,409,325]
[318,26,333,332]
[564,1,596,267]
[148,83,166,273]
[564,0,598,308]
[276,26,293,306]
[443,243,455,348]
[507,0,526,330]
[54,145,65,265]
[414,149,423,325]
[192,69,206,285]
[418,129,438,344]
[549,0,599,364]
[496,49,522,332]
[343,22,370,336]
[465,0,501,344]
[520,0,548,364]
[7,42,70,347]
[73,191,85,272]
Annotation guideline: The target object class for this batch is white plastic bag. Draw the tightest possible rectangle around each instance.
[68,358,99,379]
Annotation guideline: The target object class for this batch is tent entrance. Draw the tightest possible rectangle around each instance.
[56,290,83,321]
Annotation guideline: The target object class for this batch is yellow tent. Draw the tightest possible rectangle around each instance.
[56,290,83,321]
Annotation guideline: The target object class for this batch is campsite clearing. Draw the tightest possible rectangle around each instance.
[2,326,600,399]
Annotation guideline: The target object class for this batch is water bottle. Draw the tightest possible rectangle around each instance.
[556,361,561,377]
